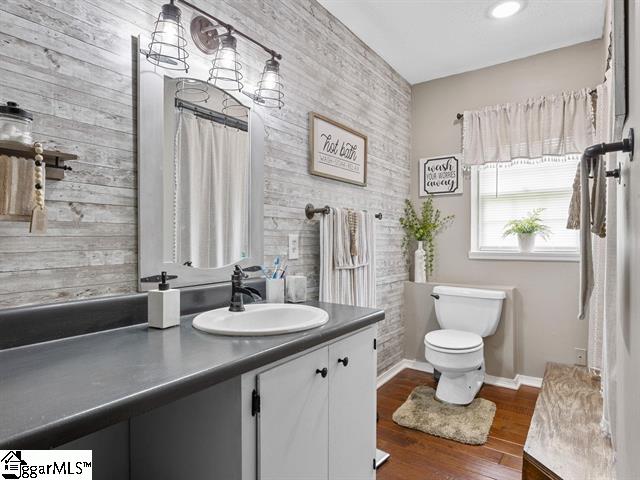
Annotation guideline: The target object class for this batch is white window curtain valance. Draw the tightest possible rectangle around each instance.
[462,88,595,167]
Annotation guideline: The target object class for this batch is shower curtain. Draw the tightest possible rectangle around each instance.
[173,111,249,269]
[319,208,377,308]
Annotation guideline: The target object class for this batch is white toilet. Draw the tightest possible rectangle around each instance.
[424,285,506,405]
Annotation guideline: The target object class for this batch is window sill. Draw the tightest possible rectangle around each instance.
[468,250,579,262]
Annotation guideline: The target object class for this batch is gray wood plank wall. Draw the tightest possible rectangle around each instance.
[0,0,411,373]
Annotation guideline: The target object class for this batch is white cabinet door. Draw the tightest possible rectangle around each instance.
[257,346,329,480]
[329,327,377,480]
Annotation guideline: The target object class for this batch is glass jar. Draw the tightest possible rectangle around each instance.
[0,101,33,145]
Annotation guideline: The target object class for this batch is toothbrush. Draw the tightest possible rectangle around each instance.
[271,256,281,279]
[280,264,288,279]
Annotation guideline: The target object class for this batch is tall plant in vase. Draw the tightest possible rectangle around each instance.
[400,198,453,283]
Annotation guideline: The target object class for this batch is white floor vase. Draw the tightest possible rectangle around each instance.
[414,241,427,283]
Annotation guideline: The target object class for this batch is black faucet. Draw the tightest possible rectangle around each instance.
[229,265,263,312]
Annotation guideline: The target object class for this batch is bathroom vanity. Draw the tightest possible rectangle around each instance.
[131,321,376,480]
[0,293,382,480]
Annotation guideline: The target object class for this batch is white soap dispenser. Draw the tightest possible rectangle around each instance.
[142,271,180,329]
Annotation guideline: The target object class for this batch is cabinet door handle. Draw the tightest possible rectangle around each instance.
[338,357,349,367]
[316,367,328,378]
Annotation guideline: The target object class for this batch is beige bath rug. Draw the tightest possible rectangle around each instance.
[392,386,496,445]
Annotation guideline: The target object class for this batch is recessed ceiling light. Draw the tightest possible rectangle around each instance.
[491,1,522,19]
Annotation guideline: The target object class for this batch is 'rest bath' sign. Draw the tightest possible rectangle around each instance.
[309,112,367,187]
[419,154,463,196]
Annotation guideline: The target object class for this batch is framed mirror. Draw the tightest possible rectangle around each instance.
[138,49,264,289]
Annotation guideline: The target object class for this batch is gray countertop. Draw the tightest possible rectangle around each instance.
[0,301,383,449]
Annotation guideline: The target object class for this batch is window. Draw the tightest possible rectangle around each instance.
[470,156,580,261]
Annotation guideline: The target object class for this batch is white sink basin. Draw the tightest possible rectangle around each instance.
[192,303,329,336]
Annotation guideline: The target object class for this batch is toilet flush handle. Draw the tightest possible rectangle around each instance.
[430,293,440,300]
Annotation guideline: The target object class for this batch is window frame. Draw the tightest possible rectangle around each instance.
[469,165,579,262]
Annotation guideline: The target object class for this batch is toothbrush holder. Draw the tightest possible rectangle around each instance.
[265,278,285,303]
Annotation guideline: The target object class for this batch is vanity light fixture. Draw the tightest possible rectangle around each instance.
[490,1,522,19]
[145,0,284,108]
[146,0,189,72]
[254,56,284,109]
[208,31,244,92]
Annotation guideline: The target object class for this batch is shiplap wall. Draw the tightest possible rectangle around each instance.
[0,0,411,372]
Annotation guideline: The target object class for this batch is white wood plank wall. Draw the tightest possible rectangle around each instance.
[0,0,411,372]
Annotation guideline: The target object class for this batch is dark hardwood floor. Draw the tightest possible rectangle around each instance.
[377,368,539,480]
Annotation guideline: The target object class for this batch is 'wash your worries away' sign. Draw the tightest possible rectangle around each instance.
[309,112,368,186]
[419,155,463,196]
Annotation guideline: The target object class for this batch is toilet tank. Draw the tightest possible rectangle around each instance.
[432,286,506,337]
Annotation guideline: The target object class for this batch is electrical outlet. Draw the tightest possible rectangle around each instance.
[575,347,587,366]
[288,233,299,260]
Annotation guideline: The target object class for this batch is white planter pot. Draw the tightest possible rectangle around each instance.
[414,241,427,283]
[517,234,536,253]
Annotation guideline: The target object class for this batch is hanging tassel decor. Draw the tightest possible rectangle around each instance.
[29,142,47,233]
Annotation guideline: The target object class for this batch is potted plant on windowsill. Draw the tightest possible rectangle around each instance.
[400,198,453,283]
[503,208,551,253]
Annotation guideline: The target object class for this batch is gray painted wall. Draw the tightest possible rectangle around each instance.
[0,0,411,373]
[410,40,604,377]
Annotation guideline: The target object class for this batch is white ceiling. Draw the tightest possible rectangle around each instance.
[318,0,606,84]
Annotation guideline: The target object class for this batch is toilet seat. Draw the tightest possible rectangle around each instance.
[425,329,483,354]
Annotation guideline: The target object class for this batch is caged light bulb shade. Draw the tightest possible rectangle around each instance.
[209,33,244,92]
[146,0,189,72]
[254,57,284,109]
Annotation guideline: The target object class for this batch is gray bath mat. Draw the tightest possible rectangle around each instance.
[392,386,496,445]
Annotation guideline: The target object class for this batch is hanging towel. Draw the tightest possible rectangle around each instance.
[577,154,594,320]
[320,207,376,308]
[566,162,581,230]
[0,154,35,219]
[574,152,609,320]
[333,208,369,269]
[566,157,607,237]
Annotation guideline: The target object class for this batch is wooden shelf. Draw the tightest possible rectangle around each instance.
[0,140,77,180]
[523,363,615,479]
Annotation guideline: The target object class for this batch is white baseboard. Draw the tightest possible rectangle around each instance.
[378,359,542,390]
[516,374,543,388]
[377,359,434,389]
[377,360,410,388]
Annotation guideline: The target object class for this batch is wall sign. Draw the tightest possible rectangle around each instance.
[419,154,463,196]
[309,112,367,187]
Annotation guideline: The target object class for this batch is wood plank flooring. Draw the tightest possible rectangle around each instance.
[377,369,539,480]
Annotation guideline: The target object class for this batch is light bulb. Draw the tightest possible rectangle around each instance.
[161,20,179,46]
[219,48,236,70]
[262,71,278,90]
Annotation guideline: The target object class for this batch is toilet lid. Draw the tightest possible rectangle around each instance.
[425,329,482,350]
